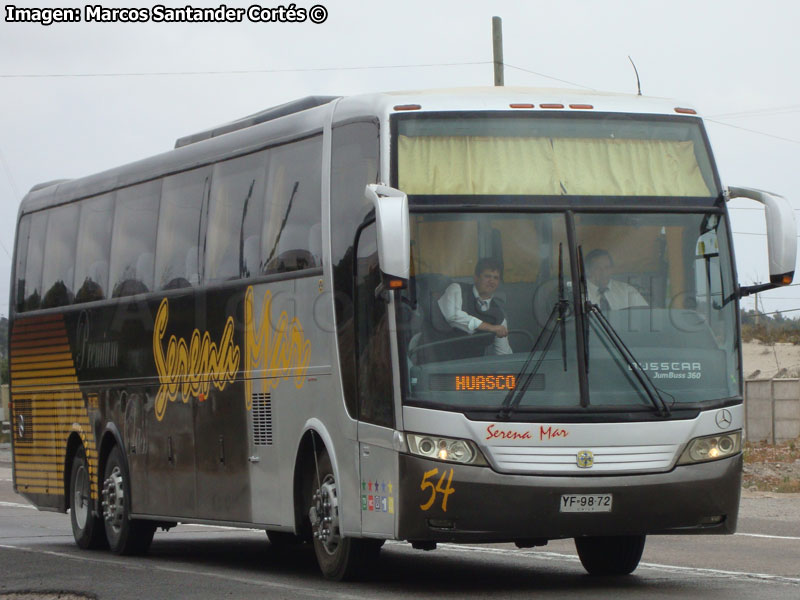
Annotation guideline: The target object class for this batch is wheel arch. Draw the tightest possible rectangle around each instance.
[63,432,85,512]
[291,420,340,539]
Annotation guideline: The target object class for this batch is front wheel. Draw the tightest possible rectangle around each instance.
[574,535,646,576]
[69,447,106,549]
[102,445,156,555]
[307,450,382,580]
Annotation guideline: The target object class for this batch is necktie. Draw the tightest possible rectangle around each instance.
[598,287,610,312]
[478,298,490,312]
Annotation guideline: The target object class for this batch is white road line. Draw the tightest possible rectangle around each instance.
[736,532,800,541]
[0,544,364,600]
[425,543,800,586]
[0,501,35,510]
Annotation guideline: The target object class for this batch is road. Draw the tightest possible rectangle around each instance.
[1,453,799,599]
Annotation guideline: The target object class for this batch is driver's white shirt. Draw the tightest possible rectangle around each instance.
[438,283,512,355]
[587,280,647,310]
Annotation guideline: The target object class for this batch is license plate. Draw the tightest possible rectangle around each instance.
[560,494,613,513]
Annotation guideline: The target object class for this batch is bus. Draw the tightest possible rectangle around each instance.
[9,87,797,580]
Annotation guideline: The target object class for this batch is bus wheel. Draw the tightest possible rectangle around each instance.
[307,450,382,580]
[101,445,156,555]
[69,447,106,549]
[574,535,646,576]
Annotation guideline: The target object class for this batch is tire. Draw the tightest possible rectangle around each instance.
[574,535,646,576]
[307,450,382,580]
[101,445,156,555]
[266,529,302,547]
[69,447,106,549]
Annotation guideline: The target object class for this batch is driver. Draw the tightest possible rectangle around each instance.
[436,257,512,356]
[585,249,647,311]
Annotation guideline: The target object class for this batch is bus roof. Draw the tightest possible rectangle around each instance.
[18,87,699,217]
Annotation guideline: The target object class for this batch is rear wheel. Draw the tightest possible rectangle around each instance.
[307,450,382,580]
[69,447,106,549]
[102,445,156,555]
[574,535,646,576]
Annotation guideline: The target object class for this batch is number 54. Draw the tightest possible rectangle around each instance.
[420,467,455,512]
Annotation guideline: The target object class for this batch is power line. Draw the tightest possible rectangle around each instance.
[708,104,800,119]
[0,61,492,79]
[705,118,800,145]
[503,63,596,90]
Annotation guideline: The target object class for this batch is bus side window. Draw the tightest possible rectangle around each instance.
[156,167,211,290]
[13,215,31,313]
[355,223,394,428]
[40,203,80,309]
[205,151,266,283]
[109,181,161,297]
[261,136,322,274]
[74,193,114,304]
[21,211,49,311]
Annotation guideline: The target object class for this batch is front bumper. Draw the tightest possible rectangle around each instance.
[397,453,741,543]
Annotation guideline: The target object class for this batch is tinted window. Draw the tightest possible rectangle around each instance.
[74,194,114,303]
[13,215,31,313]
[155,167,210,290]
[21,211,48,311]
[205,152,267,283]
[41,202,80,308]
[356,223,394,427]
[109,181,161,297]
[329,121,380,418]
[261,136,322,274]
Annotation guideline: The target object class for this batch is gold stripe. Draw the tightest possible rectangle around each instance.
[11,361,77,373]
[11,345,71,357]
[13,376,80,388]
[13,315,64,327]
[11,354,75,366]
[11,338,69,350]
[11,329,68,343]
[12,368,79,379]
[13,399,84,407]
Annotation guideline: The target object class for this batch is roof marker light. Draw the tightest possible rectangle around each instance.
[394,104,422,111]
[674,107,697,115]
[569,104,594,110]
[510,103,535,109]
[540,103,565,109]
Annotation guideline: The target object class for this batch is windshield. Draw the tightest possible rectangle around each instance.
[396,113,719,198]
[397,211,739,415]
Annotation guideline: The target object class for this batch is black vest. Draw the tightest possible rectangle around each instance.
[422,283,506,361]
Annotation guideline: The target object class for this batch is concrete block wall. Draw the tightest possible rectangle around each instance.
[744,379,800,443]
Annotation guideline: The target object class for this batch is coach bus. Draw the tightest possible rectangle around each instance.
[9,87,796,579]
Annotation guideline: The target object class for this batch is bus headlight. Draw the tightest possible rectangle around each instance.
[677,431,742,465]
[407,434,487,466]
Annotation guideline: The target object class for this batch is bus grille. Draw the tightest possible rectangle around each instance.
[487,444,678,474]
[251,393,273,446]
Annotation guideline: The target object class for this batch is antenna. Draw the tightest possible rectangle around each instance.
[628,56,642,96]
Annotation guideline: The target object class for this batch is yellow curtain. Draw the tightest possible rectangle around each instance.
[398,135,711,197]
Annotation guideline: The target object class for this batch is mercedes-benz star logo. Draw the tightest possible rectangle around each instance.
[576,450,594,468]
[715,409,732,429]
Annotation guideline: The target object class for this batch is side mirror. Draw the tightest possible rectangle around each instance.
[364,184,410,288]
[728,186,797,297]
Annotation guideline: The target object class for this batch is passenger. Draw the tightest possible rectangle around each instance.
[436,257,512,356]
[585,249,647,311]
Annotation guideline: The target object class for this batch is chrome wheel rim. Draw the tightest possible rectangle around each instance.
[309,474,341,555]
[101,466,125,534]
[73,463,89,529]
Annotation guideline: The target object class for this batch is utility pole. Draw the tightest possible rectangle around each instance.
[492,16,504,86]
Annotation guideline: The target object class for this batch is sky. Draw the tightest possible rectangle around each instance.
[1,0,799,318]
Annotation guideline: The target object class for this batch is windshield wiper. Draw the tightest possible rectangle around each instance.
[498,244,569,420]
[576,246,671,418]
